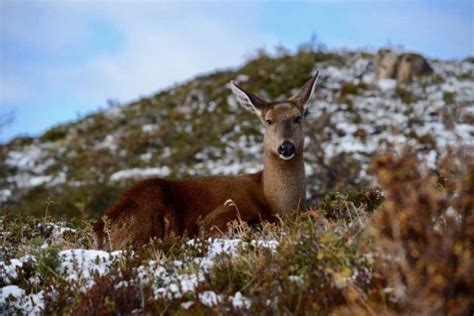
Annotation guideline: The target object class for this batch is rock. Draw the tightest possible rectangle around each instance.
[374,49,399,80]
[397,53,433,82]
[374,49,433,83]
[463,56,474,63]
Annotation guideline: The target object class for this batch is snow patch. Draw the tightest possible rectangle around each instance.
[59,249,122,289]
[0,256,35,282]
[0,286,44,314]
[229,291,251,309]
[110,167,171,181]
[0,285,25,304]
[199,291,223,307]
[377,79,397,90]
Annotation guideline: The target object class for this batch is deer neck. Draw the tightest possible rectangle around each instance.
[262,151,306,214]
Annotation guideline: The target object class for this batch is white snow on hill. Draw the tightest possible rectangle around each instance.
[2,53,472,205]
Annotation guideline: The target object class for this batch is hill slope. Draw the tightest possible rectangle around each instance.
[1,48,473,314]
[1,48,473,218]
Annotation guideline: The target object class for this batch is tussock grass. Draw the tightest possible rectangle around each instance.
[2,151,473,314]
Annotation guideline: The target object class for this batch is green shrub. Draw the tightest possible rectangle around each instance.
[41,125,69,142]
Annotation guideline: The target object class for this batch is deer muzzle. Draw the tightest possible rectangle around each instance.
[277,141,296,160]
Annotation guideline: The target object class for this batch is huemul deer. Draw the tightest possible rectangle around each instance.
[95,71,320,250]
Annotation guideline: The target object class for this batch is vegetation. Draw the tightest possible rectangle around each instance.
[2,47,472,220]
[0,48,349,219]
[1,152,472,314]
[1,46,473,314]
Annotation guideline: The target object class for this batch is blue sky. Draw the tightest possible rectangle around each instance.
[1,0,472,143]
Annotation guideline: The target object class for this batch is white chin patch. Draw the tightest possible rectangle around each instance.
[278,153,295,161]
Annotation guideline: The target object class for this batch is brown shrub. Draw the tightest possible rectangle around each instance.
[368,151,474,315]
[70,262,151,315]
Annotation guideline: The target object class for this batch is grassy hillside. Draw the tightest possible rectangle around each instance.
[1,47,473,314]
[1,48,473,219]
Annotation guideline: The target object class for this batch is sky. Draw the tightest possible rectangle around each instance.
[1,0,473,143]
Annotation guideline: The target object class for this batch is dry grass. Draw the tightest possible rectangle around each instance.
[365,150,474,315]
[1,150,473,315]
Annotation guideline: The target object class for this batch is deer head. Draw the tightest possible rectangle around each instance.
[231,71,319,161]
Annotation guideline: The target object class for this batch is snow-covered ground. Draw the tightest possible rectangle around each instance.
[0,236,278,313]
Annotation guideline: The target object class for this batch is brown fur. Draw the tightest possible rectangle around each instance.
[262,104,306,212]
[95,72,320,250]
[95,173,275,249]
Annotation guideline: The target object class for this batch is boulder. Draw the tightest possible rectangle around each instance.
[374,49,399,80]
[374,49,433,83]
[397,53,433,82]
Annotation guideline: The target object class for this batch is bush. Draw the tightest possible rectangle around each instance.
[2,150,473,314]
[367,151,474,314]
[318,188,384,221]
[41,125,69,142]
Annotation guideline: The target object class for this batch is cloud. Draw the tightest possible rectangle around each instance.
[0,1,275,141]
[2,2,272,106]
[54,3,274,102]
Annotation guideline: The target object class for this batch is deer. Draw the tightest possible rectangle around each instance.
[94,71,320,250]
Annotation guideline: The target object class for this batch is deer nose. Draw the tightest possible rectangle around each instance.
[278,142,296,159]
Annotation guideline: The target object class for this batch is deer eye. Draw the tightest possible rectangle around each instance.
[294,116,302,124]
[265,119,273,126]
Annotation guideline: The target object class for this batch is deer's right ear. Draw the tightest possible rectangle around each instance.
[230,81,268,118]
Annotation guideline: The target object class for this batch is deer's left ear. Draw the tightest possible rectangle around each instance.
[290,71,319,112]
